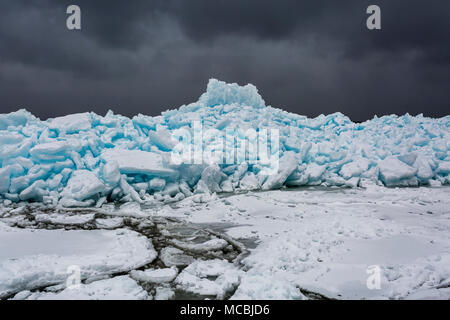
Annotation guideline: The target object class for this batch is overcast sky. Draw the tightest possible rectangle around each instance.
[0,0,449,121]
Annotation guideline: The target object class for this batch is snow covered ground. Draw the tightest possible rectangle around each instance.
[1,185,449,300]
[157,185,450,300]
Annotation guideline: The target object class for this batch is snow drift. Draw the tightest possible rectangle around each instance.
[0,79,449,207]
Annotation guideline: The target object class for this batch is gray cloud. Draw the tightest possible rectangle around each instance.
[0,0,449,121]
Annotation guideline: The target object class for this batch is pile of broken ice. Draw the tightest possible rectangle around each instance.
[0,79,449,207]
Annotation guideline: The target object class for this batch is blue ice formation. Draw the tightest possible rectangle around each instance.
[0,79,449,207]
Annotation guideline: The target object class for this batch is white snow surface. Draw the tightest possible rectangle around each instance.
[22,276,149,300]
[157,186,450,300]
[0,222,157,298]
[0,79,449,206]
[174,259,242,299]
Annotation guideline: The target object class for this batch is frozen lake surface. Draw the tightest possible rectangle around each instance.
[1,186,449,300]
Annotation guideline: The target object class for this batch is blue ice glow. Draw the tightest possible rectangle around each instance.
[0,79,449,207]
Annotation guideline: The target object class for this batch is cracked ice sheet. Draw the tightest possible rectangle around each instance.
[0,222,157,298]
[18,276,150,300]
[156,186,450,299]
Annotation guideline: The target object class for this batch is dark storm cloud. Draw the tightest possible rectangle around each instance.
[0,0,449,121]
[168,0,450,64]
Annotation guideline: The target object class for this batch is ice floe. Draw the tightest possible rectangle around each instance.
[174,259,242,299]
[130,267,178,284]
[21,275,149,300]
[0,222,156,298]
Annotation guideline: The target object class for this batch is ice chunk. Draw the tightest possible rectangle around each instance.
[437,161,450,175]
[95,217,124,229]
[199,79,265,109]
[26,276,149,300]
[220,178,234,192]
[178,181,193,197]
[48,113,92,133]
[304,163,326,182]
[119,175,143,203]
[101,149,176,176]
[196,164,226,193]
[30,141,69,161]
[378,157,418,186]
[162,183,180,197]
[340,158,370,180]
[413,155,434,182]
[19,180,48,201]
[239,172,260,190]
[262,152,298,190]
[175,259,241,299]
[101,160,121,186]
[170,238,228,253]
[149,178,166,191]
[398,153,418,166]
[0,109,36,130]
[60,170,107,204]
[0,166,13,194]
[35,213,95,226]
[160,247,194,267]
[148,129,176,151]
[130,267,178,284]
[232,163,248,182]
